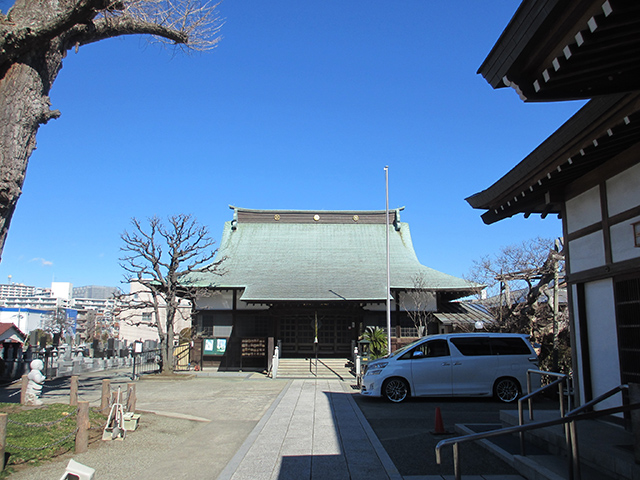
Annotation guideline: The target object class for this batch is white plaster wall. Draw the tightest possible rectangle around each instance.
[568,231,605,272]
[397,291,437,311]
[363,300,397,311]
[195,291,269,310]
[584,278,622,410]
[606,162,640,217]
[610,214,640,263]
[565,186,601,233]
[196,291,233,310]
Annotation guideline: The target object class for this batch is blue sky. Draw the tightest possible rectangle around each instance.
[0,1,585,290]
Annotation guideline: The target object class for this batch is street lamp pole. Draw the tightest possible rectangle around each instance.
[385,166,391,355]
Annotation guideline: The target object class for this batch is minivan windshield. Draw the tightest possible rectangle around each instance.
[388,338,424,358]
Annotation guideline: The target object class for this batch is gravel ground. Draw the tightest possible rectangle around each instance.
[7,413,204,479]
[4,371,289,480]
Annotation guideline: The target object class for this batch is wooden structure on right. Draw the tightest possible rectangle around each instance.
[467,0,640,411]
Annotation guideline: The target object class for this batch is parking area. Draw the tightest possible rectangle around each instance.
[353,393,558,477]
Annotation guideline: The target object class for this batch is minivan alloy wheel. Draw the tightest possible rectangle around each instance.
[384,378,409,403]
[494,377,520,403]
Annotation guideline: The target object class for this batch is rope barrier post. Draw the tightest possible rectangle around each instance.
[127,383,136,412]
[0,413,7,471]
[100,379,111,413]
[20,375,28,405]
[75,401,89,454]
[70,376,79,406]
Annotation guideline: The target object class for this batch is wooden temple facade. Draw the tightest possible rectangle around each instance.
[184,206,481,369]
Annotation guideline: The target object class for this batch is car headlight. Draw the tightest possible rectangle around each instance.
[369,362,388,369]
[365,361,388,376]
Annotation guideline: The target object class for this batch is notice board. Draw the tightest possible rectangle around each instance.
[203,338,227,356]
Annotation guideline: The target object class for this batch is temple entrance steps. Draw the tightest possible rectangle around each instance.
[275,358,355,380]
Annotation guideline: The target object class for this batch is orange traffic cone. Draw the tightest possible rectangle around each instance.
[430,406,450,435]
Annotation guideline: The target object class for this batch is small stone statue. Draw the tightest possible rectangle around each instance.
[25,359,46,406]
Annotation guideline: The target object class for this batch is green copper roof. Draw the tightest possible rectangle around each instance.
[184,207,477,302]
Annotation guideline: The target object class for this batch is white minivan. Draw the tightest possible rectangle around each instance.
[360,333,538,403]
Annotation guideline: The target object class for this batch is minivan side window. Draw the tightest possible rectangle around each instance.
[410,339,450,359]
[490,337,531,355]
[450,337,491,356]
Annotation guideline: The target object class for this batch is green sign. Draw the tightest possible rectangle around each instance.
[203,338,227,355]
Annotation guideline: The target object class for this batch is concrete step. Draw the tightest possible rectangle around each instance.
[275,358,355,380]
[460,409,638,480]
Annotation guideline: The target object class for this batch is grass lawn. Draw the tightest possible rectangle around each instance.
[0,403,106,477]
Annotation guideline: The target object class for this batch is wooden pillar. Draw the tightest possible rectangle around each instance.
[0,413,7,471]
[100,379,111,413]
[70,375,79,406]
[267,337,274,372]
[20,375,28,405]
[127,383,137,412]
[75,401,89,454]
[630,383,640,464]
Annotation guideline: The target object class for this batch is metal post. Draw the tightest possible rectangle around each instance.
[384,166,391,356]
[518,400,526,456]
[528,375,534,421]
[453,442,461,480]
[569,419,581,480]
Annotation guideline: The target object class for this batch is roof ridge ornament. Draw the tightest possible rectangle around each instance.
[231,207,238,231]
[394,208,402,231]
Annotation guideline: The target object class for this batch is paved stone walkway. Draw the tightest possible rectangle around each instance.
[218,379,402,480]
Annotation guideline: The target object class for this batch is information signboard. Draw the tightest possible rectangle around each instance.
[203,338,227,355]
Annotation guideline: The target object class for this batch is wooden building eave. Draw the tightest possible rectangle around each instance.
[466,93,640,224]
[479,0,640,101]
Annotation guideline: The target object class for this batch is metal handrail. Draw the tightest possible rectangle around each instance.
[518,370,570,456]
[523,369,571,421]
[435,401,640,480]
[567,383,628,416]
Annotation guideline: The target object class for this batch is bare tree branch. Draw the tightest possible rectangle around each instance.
[118,213,221,373]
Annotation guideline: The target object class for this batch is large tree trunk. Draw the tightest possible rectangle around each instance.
[0,46,62,258]
[0,0,216,261]
[162,301,177,374]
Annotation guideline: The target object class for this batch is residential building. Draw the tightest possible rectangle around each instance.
[0,283,36,298]
[116,281,192,344]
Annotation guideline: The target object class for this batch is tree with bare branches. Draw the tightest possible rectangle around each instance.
[42,307,76,345]
[400,273,437,337]
[0,0,221,260]
[119,214,221,373]
[466,237,569,372]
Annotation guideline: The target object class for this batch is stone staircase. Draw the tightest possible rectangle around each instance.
[460,409,639,480]
[275,357,355,380]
